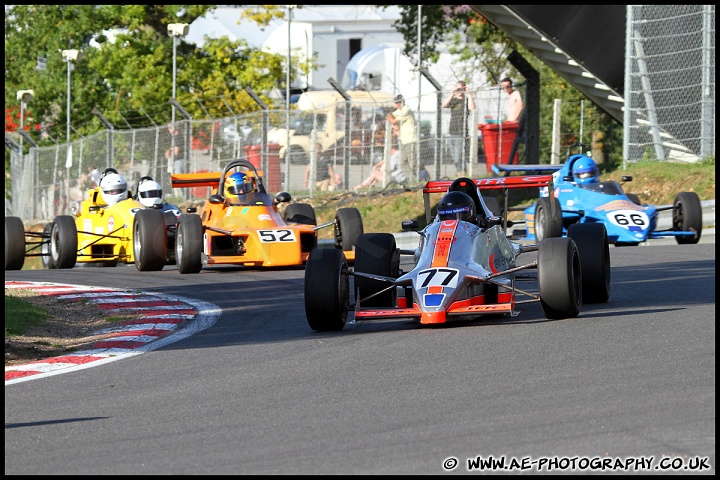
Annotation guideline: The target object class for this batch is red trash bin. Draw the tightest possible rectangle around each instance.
[478,121,519,173]
[244,144,282,192]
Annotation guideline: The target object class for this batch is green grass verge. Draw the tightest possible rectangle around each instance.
[4,295,49,336]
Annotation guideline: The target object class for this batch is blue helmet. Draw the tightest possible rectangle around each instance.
[572,156,599,185]
[225,172,254,198]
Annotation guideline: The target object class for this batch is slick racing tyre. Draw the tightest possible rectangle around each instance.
[535,196,562,241]
[334,207,364,251]
[354,233,399,308]
[304,248,349,331]
[568,223,610,304]
[5,216,26,271]
[50,215,78,269]
[134,209,168,272]
[538,237,581,320]
[176,214,203,274]
[673,192,702,244]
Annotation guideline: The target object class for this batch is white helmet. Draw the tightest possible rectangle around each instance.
[138,179,163,208]
[99,173,128,206]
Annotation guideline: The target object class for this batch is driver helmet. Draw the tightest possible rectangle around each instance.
[572,156,600,185]
[138,178,163,208]
[224,172,254,200]
[99,173,129,206]
[437,191,476,222]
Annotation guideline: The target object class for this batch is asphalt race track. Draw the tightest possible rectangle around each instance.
[4,243,715,475]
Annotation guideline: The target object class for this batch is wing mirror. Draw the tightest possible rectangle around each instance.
[275,191,292,204]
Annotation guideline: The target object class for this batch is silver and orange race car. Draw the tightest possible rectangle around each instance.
[303,175,611,331]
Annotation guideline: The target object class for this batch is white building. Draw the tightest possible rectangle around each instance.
[185,5,404,91]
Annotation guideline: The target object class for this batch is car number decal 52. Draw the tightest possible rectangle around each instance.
[417,268,459,288]
[257,229,297,242]
[606,209,649,229]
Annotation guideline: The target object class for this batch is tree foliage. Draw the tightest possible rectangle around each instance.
[4,5,291,145]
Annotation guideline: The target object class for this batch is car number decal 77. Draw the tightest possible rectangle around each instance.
[417,268,459,288]
[257,229,297,242]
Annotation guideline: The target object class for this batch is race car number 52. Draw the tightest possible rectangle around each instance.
[258,229,297,242]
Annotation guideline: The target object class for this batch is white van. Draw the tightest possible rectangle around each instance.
[268,89,396,164]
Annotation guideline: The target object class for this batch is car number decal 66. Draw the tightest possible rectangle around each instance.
[258,229,297,242]
[417,268,459,288]
[606,209,649,229]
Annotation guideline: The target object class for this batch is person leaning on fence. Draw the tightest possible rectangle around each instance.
[443,80,475,177]
[386,94,417,183]
[304,143,338,192]
[501,77,524,123]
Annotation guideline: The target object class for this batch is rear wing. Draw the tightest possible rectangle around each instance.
[491,163,563,177]
[171,169,265,193]
[422,175,555,225]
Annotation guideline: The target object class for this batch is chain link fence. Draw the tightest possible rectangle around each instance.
[623,5,715,164]
[8,85,539,222]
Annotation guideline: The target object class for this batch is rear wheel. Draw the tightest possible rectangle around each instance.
[176,214,203,274]
[134,209,168,271]
[568,223,610,303]
[673,192,702,244]
[335,207,364,251]
[5,216,26,270]
[304,248,349,331]
[283,203,317,225]
[41,222,56,269]
[538,237,581,319]
[51,215,78,269]
[535,196,562,241]
[354,233,399,308]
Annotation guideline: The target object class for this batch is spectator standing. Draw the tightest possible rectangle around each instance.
[501,77,524,122]
[443,81,476,177]
[165,123,186,174]
[304,143,338,192]
[386,94,417,183]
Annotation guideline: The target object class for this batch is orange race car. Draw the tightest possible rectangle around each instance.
[170,159,362,273]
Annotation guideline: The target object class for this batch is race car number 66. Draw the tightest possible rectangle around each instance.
[607,210,649,228]
[258,229,297,242]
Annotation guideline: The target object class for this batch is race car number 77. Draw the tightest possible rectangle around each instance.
[258,229,297,242]
[417,268,459,288]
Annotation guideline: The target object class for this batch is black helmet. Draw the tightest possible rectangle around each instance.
[438,191,475,222]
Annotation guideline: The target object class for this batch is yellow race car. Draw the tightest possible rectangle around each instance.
[5,168,174,271]
[169,159,362,273]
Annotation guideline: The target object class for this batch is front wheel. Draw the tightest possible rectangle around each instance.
[304,248,349,331]
[673,192,702,244]
[51,215,78,269]
[176,214,203,274]
[5,216,26,270]
[134,209,168,271]
[334,207,364,251]
[538,237,581,319]
[568,223,610,303]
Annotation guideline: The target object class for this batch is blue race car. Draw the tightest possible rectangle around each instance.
[493,144,703,246]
